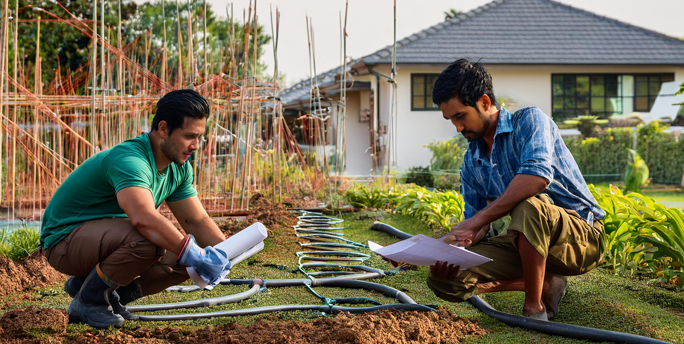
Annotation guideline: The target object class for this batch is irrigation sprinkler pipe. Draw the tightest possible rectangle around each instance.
[127,284,261,312]
[136,304,433,322]
[370,222,671,344]
[137,277,433,321]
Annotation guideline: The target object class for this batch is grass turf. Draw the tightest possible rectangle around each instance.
[4,211,683,343]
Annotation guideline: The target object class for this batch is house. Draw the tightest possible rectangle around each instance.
[280,0,684,176]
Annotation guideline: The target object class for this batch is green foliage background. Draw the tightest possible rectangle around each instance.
[564,122,684,184]
[6,0,271,92]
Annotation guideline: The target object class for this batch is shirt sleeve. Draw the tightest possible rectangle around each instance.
[106,156,154,193]
[460,161,487,220]
[166,163,198,202]
[514,107,554,184]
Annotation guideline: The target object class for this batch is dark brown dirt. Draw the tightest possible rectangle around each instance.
[0,253,65,298]
[218,193,298,237]
[173,308,486,344]
[0,308,485,344]
[0,307,67,339]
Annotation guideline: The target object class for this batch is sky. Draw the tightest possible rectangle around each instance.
[157,0,684,87]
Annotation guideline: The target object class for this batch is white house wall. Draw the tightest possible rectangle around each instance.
[369,64,684,172]
[342,91,373,175]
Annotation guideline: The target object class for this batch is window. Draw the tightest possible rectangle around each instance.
[411,74,440,111]
[551,73,674,122]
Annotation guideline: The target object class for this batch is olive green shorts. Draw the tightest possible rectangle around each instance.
[427,195,606,302]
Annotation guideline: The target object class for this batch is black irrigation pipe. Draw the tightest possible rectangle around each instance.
[370,221,672,344]
[136,304,433,321]
[136,277,434,321]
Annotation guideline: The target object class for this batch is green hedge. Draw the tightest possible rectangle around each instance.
[564,122,684,185]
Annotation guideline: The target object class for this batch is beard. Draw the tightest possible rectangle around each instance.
[160,139,187,165]
[462,108,492,142]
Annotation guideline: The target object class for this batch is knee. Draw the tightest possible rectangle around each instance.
[510,196,544,219]
[426,273,473,303]
[120,229,164,262]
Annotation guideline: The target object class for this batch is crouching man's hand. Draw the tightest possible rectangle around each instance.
[442,219,488,248]
[430,261,460,279]
[176,234,231,284]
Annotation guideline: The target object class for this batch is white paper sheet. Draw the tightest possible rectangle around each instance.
[187,222,268,289]
[368,234,492,269]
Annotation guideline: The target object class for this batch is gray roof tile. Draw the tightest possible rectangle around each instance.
[362,0,684,65]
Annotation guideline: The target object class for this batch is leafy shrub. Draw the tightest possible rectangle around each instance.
[565,122,684,185]
[404,166,433,188]
[0,227,41,260]
[590,185,684,289]
[344,184,401,210]
[624,149,649,193]
[394,186,465,232]
[424,137,468,190]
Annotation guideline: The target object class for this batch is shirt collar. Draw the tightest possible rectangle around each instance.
[471,106,513,162]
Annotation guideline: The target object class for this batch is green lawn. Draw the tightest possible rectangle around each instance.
[4,211,683,343]
[591,183,684,203]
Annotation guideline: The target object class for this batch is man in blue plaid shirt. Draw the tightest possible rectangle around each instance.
[426,59,606,321]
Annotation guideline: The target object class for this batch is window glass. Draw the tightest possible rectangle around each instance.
[635,96,648,111]
[605,75,618,97]
[621,75,634,97]
[551,73,673,120]
[590,75,604,96]
[411,74,440,110]
[553,75,563,96]
[412,80,424,96]
[413,96,425,109]
[577,95,589,109]
[591,97,605,113]
[576,76,589,95]
[635,76,648,96]
[553,96,564,109]
[648,76,661,95]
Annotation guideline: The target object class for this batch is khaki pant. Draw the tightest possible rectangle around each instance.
[427,196,606,302]
[44,218,189,296]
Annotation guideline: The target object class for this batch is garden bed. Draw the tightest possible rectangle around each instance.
[0,198,682,343]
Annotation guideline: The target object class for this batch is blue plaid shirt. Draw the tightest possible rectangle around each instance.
[460,106,604,225]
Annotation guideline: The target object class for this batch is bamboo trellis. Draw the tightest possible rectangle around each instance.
[0,0,323,224]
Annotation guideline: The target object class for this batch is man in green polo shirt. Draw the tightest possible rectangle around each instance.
[41,89,230,328]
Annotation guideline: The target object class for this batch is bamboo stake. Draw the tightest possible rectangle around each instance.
[203,0,207,83]
[176,0,183,88]
[161,0,167,93]
[91,0,97,153]
[0,0,8,211]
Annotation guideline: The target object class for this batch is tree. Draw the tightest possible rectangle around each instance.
[6,0,271,92]
[125,1,271,84]
[7,0,137,91]
[444,9,462,21]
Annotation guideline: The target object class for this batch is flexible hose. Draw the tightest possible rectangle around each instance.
[137,303,433,321]
[139,277,433,321]
[370,221,671,344]
[128,284,261,312]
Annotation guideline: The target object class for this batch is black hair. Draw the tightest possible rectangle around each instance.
[431,59,497,109]
[151,89,210,134]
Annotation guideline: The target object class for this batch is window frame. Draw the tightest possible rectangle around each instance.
[551,73,674,120]
[410,73,441,111]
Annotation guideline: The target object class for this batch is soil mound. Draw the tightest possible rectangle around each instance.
[249,193,297,228]
[176,308,485,344]
[0,307,67,338]
[0,253,65,297]
[218,193,297,237]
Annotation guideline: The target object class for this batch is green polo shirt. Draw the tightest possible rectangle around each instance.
[40,133,197,249]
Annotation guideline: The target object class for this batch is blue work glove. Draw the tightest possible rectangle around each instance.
[176,234,231,285]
